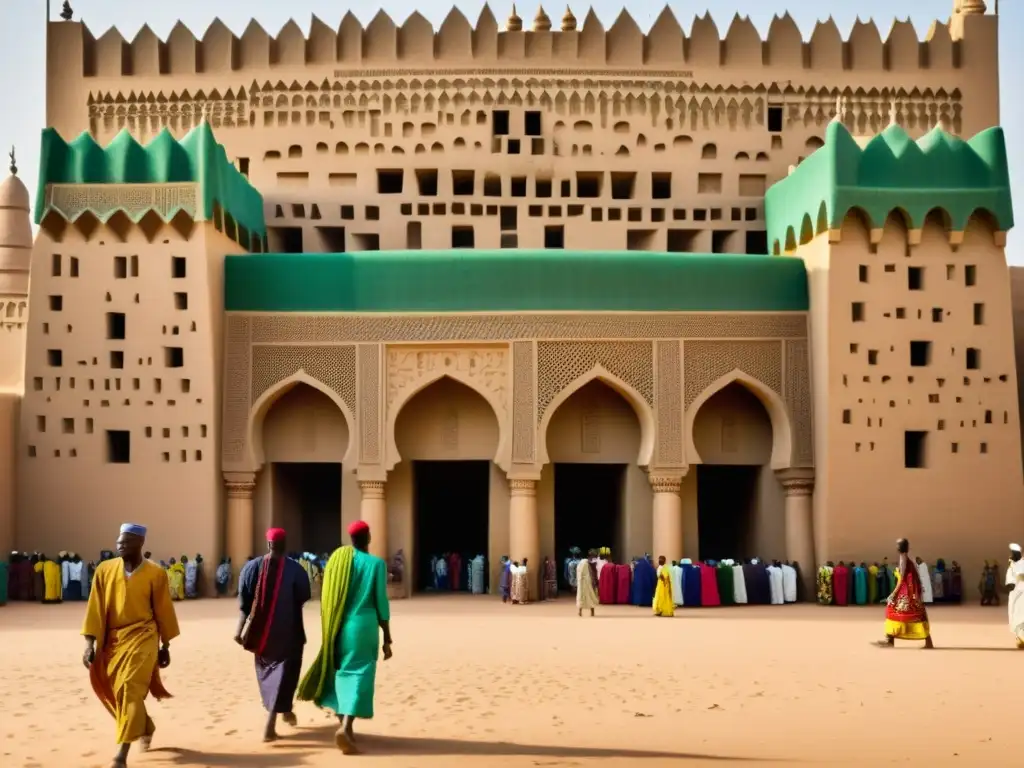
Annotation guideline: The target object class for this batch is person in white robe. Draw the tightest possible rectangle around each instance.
[767,562,784,605]
[1006,543,1024,649]
[781,562,798,603]
[916,557,934,604]
[510,559,529,604]
[576,551,599,616]
[670,561,684,606]
[730,560,748,604]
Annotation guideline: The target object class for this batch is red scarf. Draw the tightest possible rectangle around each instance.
[244,555,285,656]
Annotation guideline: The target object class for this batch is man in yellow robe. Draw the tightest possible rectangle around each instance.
[82,523,180,768]
[653,556,675,617]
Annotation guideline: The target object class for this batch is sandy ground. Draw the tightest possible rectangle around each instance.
[0,596,1020,768]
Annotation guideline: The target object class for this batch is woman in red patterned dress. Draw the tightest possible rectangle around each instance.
[878,538,934,649]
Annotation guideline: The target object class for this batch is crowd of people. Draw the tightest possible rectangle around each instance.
[426,552,487,594]
[816,557,966,606]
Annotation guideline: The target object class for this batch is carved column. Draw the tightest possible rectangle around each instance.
[224,472,256,595]
[509,479,540,600]
[777,470,816,598]
[359,480,388,561]
[650,473,685,563]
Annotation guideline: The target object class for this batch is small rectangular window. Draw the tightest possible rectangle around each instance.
[842,409,851,424]
[858,265,868,283]
[164,347,184,368]
[450,226,475,249]
[965,265,976,286]
[106,312,126,340]
[47,349,63,367]
[910,341,931,367]
[106,430,131,464]
[851,302,865,322]
[973,303,985,325]
[376,169,403,194]
[908,266,923,290]
[868,350,878,365]
[767,104,784,132]
[114,256,127,279]
[524,111,542,137]
[51,253,61,277]
[130,255,139,277]
[48,295,63,311]
[536,179,552,198]
[174,292,188,311]
[932,308,943,323]
[171,256,186,279]
[966,347,981,370]
[70,257,79,277]
[492,110,510,136]
[904,431,928,469]
[110,351,124,369]
[544,225,565,249]
[62,418,74,434]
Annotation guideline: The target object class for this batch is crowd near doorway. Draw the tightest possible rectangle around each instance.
[554,463,625,588]
[413,460,490,592]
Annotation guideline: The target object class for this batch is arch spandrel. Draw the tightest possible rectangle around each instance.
[245,370,357,469]
[538,365,656,467]
[685,369,794,470]
[384,347,511,472]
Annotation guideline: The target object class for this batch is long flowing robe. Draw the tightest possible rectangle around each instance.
[731,564,748,604]
[630,559,657,607]
[470,556,485,595]
[854,567,868,605]
[167,563,185,601]
[499,561,511,599]
[817,565,834,605]
[670,564,684,606]
[511,565,529,603]
[653,565,674,616]
[885,559,930,640]
[298,547,389,719]
[1005,559,1024,647]
[916,561,934,603]
[543,558,558,600]
[615,564,632,604]
[767,565,784,605]
[449,553,462,591]
[716,562,735,605]
[82,559,180,744]
[781,564,797,603]
[598,564,617,604]
[575,558,599,610]
[699,563,721,606]
[239,555,311,713]
[184,561,199,598]
[682,563,702,606]
[833,564,849,606]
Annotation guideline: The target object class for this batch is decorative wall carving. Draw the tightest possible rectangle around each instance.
[536,341,654,422]
[654,340,683,466]
[250,345,356,418]
[784,339,814,467]
[511,341,536,464]
[222,316,251,464]
[682,340,784,410]
[43,183,198,222]
[249,313,807,344]
[386,347,508,416]
[358,344,381,464]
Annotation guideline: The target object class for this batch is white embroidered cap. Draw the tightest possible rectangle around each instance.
[1011,543,1022,553]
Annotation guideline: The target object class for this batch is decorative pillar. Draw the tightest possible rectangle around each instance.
[224,472,256,594]
[650,473,685,562]
[509,479,540,599]
[359,480,388,560]
[777,470,816,597]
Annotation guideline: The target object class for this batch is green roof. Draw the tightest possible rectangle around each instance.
[224,250,808,313]
[765,122,1013,255]
[35,123,265,237]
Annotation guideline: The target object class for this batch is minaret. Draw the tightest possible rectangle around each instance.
[0,147,32,392]
[561,6,577,31]
[506,4,523,32]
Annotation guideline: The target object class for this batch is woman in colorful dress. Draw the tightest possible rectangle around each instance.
[652,556,674,617]
[167,558,186,601]
[878,538,934,649]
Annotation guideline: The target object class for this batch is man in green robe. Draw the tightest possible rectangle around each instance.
[298,520,393,754]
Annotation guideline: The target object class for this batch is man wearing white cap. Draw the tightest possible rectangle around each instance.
[1007,543,1024,649]
[82,523,181,766]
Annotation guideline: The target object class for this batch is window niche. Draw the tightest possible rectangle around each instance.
[904,431,928,469]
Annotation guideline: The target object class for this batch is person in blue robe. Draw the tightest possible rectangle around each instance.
[630,556,657,607]
[681,560,702,606]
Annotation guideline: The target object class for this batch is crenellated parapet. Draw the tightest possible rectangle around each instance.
[65,6,981,78]
[765,120,1013,255]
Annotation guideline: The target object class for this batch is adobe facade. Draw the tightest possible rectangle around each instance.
[0,2,1019,596]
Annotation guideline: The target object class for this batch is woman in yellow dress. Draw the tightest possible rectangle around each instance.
[653,556,675,617]
[167,558,186,601]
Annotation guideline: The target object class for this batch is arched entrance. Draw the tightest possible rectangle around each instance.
[543,379,647,587]
[258,382,351,555]
[691,382,783,561]
[392,376,500,593]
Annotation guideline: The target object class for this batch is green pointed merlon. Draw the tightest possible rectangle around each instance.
[764,121,1013,255]
[35,122,265,237]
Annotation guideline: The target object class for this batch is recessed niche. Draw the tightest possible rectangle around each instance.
[842,409,851,424]
[904,431,928,469]
[851,302,865,322]
[106,430,131,464]
[174,293,188,310]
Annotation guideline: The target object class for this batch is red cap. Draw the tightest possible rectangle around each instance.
[266,528,286,543]
[347,520,370,537]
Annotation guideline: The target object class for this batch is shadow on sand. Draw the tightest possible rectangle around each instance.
[149,746,317,766]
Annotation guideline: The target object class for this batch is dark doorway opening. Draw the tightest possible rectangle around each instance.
[413,460,490,593]
[554,463,625,589]
[273,463,341,556]
[696,465,757,561]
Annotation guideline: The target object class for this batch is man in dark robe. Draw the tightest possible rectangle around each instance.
[630,556,657,607]
[235,527,311,743]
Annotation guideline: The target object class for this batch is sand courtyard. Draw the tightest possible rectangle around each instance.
[0,596,1018,767]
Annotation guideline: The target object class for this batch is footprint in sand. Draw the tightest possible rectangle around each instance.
[224,729,237,736]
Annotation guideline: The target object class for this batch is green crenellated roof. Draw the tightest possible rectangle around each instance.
[35,123,265,237]
[765,121,1013,255]
[224,250,809,313]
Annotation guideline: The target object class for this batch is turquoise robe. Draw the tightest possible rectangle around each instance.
[854,566,868,605]
[320,550,390,719]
